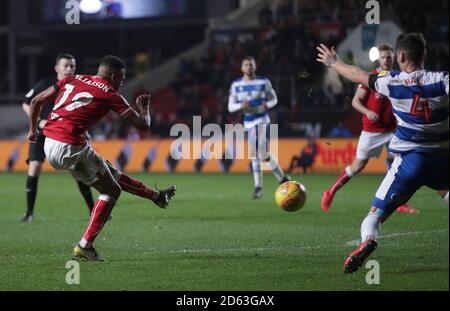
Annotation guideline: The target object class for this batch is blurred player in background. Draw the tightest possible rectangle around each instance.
[21,53,94,222]
[27,55,176,261]
[228,56,289,199]
[317,33,449,273]
[321,44,417,214]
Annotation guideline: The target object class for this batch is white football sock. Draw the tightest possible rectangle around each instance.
[79,238,92,249]
[345,165,354,177]
[268,155,286,182]
[252,159,262,188]
[360,212,381,242]
[444,191,449,204]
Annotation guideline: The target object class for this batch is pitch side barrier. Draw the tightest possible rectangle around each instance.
[0,138,389,173]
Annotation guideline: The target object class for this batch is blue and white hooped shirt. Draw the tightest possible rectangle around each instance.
[228,76,278,129]
[369,70,449,154]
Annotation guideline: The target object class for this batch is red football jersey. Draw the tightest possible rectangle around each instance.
[359,69,396,133]
[43,75,131,145]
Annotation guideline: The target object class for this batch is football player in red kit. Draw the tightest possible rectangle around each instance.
[27,55,176,261]
[320,44,417,214]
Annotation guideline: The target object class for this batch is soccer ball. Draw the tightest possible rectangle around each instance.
[275,181,307,212]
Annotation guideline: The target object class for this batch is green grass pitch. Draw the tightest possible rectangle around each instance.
[0,172,448,290]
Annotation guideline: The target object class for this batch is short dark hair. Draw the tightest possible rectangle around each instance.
[378,43,393,52]
[242,56,256,63]
[100,55,126,72]
[395,33,426,65]
[56,53,75,64]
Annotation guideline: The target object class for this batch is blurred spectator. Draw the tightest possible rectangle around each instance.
[328,121,352,138]
[323,68,343,107]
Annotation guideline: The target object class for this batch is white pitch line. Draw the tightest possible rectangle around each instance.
[139,244,327,256]
[345,228,449,247]
[175,245,324,254]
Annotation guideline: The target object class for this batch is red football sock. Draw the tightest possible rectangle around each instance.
[118,174,158,200]
[82,195,115,243]
[329,168,352,195]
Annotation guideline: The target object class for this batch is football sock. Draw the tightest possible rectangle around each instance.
[329,167,352,195]
[77,181,94,213]
[118,173,158,200]
[25,176,39,216]
[268,155,286,182]
[444,191,449,204]
[252,159,262,188]
[360,212,381,242]
[345,166,354,177]
[81,195,116,244]
[79,238,92,249]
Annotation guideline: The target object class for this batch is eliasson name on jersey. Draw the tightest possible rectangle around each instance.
[74,75,110,93]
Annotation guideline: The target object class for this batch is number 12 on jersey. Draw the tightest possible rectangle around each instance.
[54,83,94,111]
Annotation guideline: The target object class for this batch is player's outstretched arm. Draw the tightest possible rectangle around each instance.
[316,44,370,88]
[122,94,152,131]
[27,86,58,142]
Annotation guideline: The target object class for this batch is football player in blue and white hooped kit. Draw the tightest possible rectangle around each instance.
[228,56,290,199]
[317,33,449,273]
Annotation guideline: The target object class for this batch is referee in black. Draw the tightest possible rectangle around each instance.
[21,53,94,222]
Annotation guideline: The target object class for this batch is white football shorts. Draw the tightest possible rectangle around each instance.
[356,131,394,160]
[44,137,108,185]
